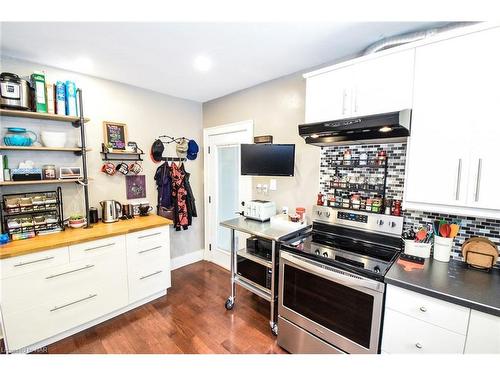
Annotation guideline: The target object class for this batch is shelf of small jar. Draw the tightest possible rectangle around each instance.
[324,203,401,217]
[330,183,385,194]
[329,160,387,169]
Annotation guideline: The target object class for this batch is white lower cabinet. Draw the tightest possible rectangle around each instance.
[465,310,500,354]
[0,225,171,353]
[382,285,500,354]
[382,309,466,354]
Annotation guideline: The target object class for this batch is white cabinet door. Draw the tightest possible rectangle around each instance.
[405,34,474,207]
[465,310,500,354]
[353,49,415,117]
[464,28,500,210]
[305,65,354,123]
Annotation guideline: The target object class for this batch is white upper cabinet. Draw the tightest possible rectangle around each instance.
[352,49,415,117]
[404,27,500,217]
[305,64,354,123]
[304,49,415,123]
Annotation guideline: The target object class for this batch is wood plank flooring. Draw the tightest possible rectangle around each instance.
[42,261,287,354]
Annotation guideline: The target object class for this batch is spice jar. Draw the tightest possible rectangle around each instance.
[43,164,56,180]
[360,196,367,210]
[366,198,373,212]
[376,151,387,166]
[296,207,306,221]
[372,195,382,213]
[327,194,335,207]
[343,149,352,165]
[392,200,402,216]
[342,194,350,208]
[351,194,361,210]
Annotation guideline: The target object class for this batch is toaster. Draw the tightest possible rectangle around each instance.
[244,200,276,222]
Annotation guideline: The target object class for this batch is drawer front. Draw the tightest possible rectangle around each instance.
[0,247,69,280]
[128,264,171,303]
[386,285,470,334]
[1,245,127,315]
[382,309,466,354]
[126,226,169,252]
[3,280,127,352]
[69,235,126,262]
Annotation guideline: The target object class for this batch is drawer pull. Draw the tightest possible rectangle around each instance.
[140,270,162,280]
[415,343,423,349]
[14,256,55,267]
[50,294,97,312]
[46,264,94,279]
[419,306,427,312]
[138,232,161,239]
[84,242,115,252]
[138,246,162,254]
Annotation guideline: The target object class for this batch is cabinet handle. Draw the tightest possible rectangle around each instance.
[354,87,358,113]
[415,343,423,349]
[455,158,462,200]
[342,89,347,115]
[138,246,162,254]
[138,232,161,239]
[84,242,115,252]
[14,256,55,267]
[474,158,482,202]
[46,264,94,279]
[419,306,427,312]
[50,294,97,312]
[140,270,162,280]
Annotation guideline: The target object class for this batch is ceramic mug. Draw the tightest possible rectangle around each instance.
[116,162,129,175]
[129,162,143,175]
[139,204,153,216]
[101,162,116,176]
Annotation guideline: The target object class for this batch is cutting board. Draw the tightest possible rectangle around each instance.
[462,237,499,269]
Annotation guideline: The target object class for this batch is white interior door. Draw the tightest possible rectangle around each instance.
[204,121,253,270]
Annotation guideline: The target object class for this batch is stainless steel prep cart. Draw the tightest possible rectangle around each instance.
[219,216,309,335]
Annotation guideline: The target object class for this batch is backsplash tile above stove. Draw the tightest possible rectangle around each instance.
[319,143,500,266]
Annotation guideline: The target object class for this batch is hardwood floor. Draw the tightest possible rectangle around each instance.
[43,261,287,354]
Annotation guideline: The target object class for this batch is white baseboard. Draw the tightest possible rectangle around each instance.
[170,249,204,270]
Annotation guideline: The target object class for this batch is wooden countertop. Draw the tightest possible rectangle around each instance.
[0,215,173,260]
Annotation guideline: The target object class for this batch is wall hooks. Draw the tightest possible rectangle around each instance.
[158,135,188,145]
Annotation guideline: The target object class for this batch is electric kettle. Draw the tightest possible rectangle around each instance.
[100,200,122,223]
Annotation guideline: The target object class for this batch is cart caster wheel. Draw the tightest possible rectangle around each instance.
[271,323,278,336]
[225,298,234,310]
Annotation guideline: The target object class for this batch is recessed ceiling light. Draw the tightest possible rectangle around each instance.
[193,55,212,72]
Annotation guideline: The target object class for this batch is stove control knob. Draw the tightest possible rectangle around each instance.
[374,266,381,274]
[325,211,331,218]
[389,221,397,228]
[317,210,322,216]
[315,249,320,255]
[377,219,384,226]
[322,252,328,258]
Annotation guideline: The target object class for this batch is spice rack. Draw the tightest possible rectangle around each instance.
[1,188,65,240]
[326,154,392,214]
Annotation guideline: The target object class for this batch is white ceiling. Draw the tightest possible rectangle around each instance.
[1,22,445,102]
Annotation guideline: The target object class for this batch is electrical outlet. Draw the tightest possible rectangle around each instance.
[262,184,268,194]
[270,179,277,191]
[256,184,262,193]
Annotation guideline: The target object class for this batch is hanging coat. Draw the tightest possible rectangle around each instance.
[154,162,172,210]
[181,164,197,224]
[170,162,189,230]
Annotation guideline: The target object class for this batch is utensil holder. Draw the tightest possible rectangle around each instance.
[404,239,432,258]
[433,236,454,262]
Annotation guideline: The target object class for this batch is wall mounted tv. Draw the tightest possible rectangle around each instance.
[240,144,295,176]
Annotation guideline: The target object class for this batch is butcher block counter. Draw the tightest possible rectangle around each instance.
[0,214,173,260]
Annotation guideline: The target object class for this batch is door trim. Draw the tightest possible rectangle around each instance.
[203,120,254,263]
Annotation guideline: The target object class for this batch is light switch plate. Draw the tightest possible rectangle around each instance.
[270,179,277,191]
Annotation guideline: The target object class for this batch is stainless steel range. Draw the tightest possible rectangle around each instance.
[277,205,404,354]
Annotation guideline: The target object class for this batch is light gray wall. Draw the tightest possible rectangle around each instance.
[0,56,204,259]
[203,72,320,217]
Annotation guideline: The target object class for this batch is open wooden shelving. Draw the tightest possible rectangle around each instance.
[0,109,90,124]
[0,146,92,152]
[0,178,88,187]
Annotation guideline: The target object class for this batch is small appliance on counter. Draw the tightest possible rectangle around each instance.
[0,72,32,111]
[244,200,276,222]
[100,200,122,223]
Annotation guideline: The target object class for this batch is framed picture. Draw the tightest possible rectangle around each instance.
[126,175,146,199]
[103,121,128,150]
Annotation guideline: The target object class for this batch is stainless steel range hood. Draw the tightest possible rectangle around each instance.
[298,109,411,146]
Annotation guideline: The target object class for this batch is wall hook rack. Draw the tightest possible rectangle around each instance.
[158,135,188,145]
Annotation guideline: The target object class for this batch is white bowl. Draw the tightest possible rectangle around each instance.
[41,131,67,148]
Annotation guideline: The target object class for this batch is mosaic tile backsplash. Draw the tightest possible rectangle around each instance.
[320,143,500,266]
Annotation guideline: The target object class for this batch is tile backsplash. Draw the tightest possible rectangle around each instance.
[319,143,500,266]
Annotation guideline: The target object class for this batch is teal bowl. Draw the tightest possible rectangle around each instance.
[4,135,34,146]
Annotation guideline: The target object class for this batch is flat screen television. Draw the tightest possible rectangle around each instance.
[240,144,295,176]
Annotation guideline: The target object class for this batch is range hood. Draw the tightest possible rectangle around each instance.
[298,109,411,146]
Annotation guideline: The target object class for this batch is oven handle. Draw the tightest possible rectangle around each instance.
[280,251,384,293]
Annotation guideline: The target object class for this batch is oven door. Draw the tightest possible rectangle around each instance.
[278,250,385,354]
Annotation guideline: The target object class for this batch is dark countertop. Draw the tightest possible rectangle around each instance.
[386,256,500,317]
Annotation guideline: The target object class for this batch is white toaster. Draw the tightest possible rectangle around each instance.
[244,200,276,222]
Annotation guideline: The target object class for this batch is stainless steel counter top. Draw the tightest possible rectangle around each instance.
[220,216,309,242]
[386,256,500,317]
